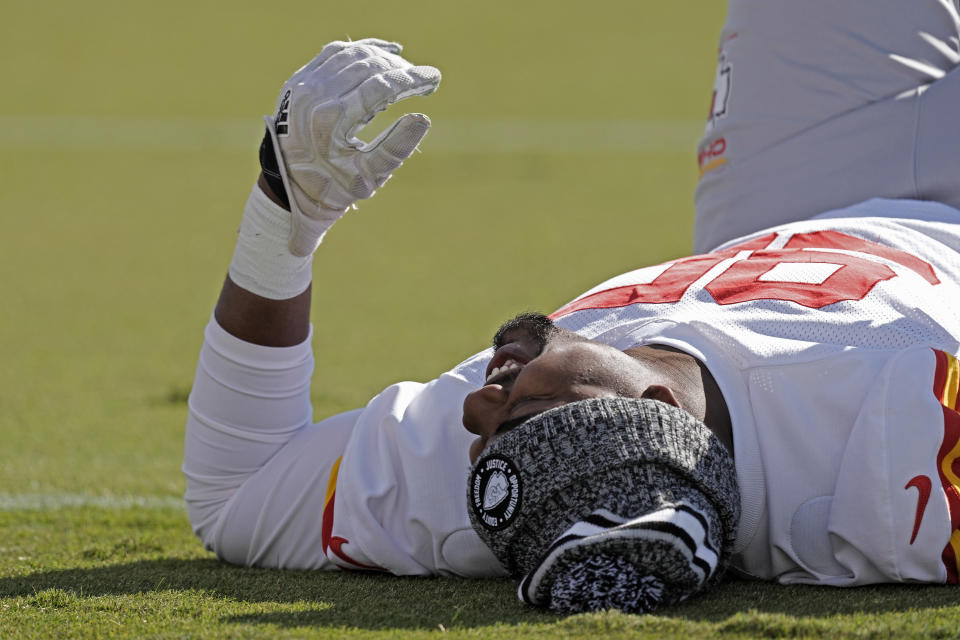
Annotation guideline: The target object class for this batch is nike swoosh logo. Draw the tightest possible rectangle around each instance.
[328,536,386,572]
[905,475,933,545]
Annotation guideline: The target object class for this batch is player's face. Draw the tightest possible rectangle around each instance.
[463,313,650,463]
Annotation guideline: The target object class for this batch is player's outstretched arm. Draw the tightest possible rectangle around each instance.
[184,41,440,565]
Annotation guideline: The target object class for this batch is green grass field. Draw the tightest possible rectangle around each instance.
[2,1,957,638]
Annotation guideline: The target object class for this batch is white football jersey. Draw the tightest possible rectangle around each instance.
[550,198,960,584]
[185,197,960,585]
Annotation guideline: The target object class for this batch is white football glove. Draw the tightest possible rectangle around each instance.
[264,38,441,256]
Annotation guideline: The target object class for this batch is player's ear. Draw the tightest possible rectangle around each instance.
[640,385,682,409]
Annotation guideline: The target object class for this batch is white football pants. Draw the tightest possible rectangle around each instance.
[694,0,960,253]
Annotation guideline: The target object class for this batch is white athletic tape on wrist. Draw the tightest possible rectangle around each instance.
[228,185,313,300]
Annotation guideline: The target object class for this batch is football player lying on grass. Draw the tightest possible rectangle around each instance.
[184,0,960,613]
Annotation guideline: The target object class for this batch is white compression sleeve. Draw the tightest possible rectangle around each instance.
[183,317,314,551]
[228,185,313,299]
[183,318,359,568]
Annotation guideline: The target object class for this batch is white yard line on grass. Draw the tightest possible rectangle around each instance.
[0,493,184,511]
[0,115,703,153]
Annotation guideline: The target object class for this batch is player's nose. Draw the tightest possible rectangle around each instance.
[462,384,509,438]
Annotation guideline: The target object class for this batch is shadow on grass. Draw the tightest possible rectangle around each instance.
[662,576,960,622]
[1,559,958,629]
[0,557,558,629]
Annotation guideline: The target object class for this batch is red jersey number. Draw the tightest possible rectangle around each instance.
[551,231,936,318]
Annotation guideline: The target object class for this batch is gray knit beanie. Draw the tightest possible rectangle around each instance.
[467,397,740,614]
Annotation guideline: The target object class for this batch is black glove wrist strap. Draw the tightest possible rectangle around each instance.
[258,127,291,210]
